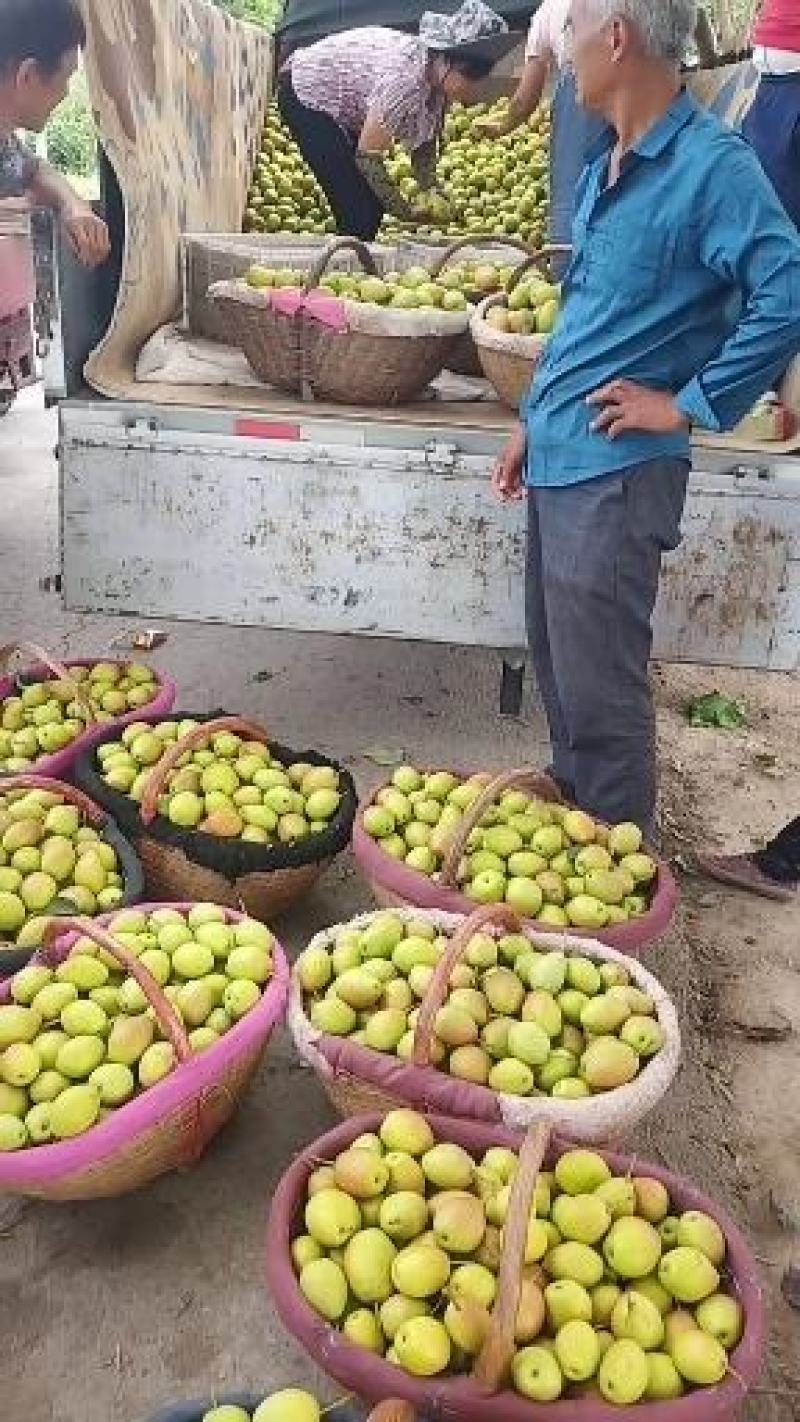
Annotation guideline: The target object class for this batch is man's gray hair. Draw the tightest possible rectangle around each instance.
[587,0,698,61]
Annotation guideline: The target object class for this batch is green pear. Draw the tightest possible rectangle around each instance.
[641,1352,684,1400]
[511,1345,564,1401]
[610,1289,665,1348]
[379,1293,430,1341]
[304,1188,361,1247]
[343,1227,397,1303]
[658,1246,720,1303]
[555,1318,601,1381]
[380,1109,434,1156]
[598,1338,649,1404]
[392,1241,451,1298]
[394,1316,451,1376]
[604,1217,662,1279]
[555,1150,612,1195]
[552,1193,611,1246]
[695,1292,743,1348]
[670,1327,728,1385]
[677,1210,726,1266]
[300,1257,348,1321]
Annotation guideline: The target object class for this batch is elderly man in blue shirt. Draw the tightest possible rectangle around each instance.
[493,0,800,839]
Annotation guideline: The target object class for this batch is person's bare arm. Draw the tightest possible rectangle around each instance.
[474,55,549,139]
[356,113,425,222]
[29,159,110,267]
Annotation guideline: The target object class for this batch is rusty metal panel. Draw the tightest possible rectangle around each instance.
[59,403,800,670]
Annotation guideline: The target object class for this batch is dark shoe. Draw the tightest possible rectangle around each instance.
[696,851,796,903]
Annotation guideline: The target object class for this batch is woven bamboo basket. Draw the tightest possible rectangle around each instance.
[427,237,533,378]
[75,714,357,921]
[0,639,177,780]
[211,237,464,406]
[352,767,678,957]
[0,773,144,977]
[267,1112,766,1422]
[0,908,289,1200]
[471,246,570,408]
[210,281,305,394]
[289,903,681,1143]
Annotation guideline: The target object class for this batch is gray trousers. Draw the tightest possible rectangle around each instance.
[526,459,690,835]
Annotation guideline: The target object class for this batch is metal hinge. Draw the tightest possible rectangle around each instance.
[719,461,773,482]
[425,441,458,473]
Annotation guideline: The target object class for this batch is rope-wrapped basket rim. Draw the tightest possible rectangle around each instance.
[288,905,681,1143]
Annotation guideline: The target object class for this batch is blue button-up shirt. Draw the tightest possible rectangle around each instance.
[523,91,800,487]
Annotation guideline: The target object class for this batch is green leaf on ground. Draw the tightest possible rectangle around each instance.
[686,692,747,730]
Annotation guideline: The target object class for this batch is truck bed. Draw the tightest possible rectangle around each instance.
[59,393,800,671]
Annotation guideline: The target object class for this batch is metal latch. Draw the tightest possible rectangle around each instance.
[122,415,161,435]
[719,462,773,481]
[425,441,458,473]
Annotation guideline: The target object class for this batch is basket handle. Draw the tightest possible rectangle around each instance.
[41,916,193,1066]
[474,1119,552,1392]
[438,768,564,889]
[0,641,94,721]
[428,236,533,278]
[304,236,379,292]
[506,245,572,294]
[139,715,271,827]
[0,773,108,828]
[411,903,522,1068]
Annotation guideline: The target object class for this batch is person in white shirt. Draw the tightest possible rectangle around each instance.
[474,0,606,250]
[476,0,709,252]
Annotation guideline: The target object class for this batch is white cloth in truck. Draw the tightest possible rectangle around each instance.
[135,322,491,403]
[135,324,262,387]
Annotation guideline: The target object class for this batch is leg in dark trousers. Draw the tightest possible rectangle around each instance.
[742,74,800,230]
[525,495,577,800]
[527,459,689,835]
[755,817,800,883]
[277,75,384,240]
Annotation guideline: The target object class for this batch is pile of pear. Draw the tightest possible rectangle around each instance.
[244,101,550,245]
[291,1111,744,1402]
[299,914,665,1100]
[0,904,274,1150]
[362,766,658,931]
[0,783,126,949]
[96,720,342,845]
[0,661,160,771]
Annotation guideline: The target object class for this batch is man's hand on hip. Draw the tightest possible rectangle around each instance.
[587,381,690,439]
[491,422,527,502]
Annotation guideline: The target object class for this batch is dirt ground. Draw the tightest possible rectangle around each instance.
[0,392,797,1421]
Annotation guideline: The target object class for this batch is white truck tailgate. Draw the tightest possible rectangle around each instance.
[59,399,800,670]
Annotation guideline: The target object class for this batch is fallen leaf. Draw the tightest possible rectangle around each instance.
[362,745,405,766]
[686,692,746,730]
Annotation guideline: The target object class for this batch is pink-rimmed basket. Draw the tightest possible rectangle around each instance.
[0,904,289,1199]
[0,641,177,781]
[352,768,678,957]
[266,1113,766,1422]
[288,903,681,1144]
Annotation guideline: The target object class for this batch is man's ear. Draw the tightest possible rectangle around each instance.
[14,58,42,94]
[610,16,631,63]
